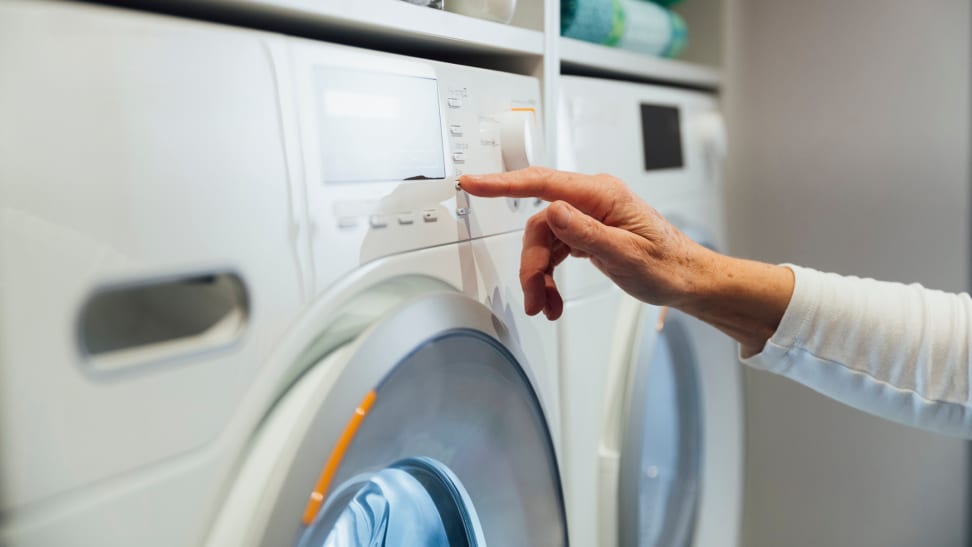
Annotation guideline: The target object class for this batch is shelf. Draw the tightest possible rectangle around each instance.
[133,0,545,58]
[559,37,721,90]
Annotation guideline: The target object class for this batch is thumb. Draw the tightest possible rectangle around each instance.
[545,200,638,267]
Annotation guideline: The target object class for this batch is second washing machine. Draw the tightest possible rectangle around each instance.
[556,75,743,547]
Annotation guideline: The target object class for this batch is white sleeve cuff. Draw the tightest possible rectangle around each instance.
[740,264,821,373]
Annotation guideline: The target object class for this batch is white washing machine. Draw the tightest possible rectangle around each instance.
[556,75,743,547]
[0,1,565,545]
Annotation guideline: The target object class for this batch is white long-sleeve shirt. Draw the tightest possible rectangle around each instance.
[741,265,972,438]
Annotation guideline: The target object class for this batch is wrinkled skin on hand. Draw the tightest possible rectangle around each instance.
[459,167,714,320]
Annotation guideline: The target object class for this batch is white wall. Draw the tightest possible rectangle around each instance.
[724,1,970,545]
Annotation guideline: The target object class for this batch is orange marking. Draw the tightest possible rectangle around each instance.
[301,390,377,525]
[511,106,537,122]
[655,306,670,332]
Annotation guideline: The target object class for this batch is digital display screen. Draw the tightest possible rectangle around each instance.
[640,103,684,171]
[315,68,446,183]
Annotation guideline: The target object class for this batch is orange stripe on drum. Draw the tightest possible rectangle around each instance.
[301,389,378,526]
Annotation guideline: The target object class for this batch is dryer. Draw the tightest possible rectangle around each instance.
[0,1,565,545]
[556,75,743,547]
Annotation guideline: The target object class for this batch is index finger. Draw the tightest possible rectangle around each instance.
[458,167,621,219]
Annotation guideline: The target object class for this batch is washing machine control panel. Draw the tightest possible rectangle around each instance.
[558,75,726,201]
[290,40,546,293]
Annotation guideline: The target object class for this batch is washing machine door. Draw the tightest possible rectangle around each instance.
[619,307,704,547]
[208,287,567,547]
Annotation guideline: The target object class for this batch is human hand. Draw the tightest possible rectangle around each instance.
[458,167,714,320]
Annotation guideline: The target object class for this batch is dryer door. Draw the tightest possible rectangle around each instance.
[619,307,703,547]
[208,288,567,547]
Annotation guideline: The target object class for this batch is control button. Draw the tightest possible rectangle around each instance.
[422,209,438,223]
[450,125,464,136]
[456,207,470,217]
[508,197,521,212]
[454,168,464,176]
[500,108,544,171]
[448,97,462,109]
[337,217,358,229]
[369,215,389,229]
[397,213,416,225]
[533,198,544,207]
[452,152,466,163]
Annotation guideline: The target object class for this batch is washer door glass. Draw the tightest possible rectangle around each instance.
[621,310,703,547]
[301,457,483,547]
[295,329,566,546]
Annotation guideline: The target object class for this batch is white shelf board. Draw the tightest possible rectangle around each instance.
[194,0,545,56]
[560,37,721,89]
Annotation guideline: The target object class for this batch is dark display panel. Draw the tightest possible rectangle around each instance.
[640,104,684,171]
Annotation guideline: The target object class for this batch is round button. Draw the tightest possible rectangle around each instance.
[500,110,544,171]
[507,197,521,212]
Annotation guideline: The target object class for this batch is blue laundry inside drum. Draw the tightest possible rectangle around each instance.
[299,457,484,547]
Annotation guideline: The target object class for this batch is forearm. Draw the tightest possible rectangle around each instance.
[674,249,795,357]
[689,259,972,438]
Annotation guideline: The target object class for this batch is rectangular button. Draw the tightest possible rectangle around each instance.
[337,217,358,229]
[452,152,466,163]
[422,209,438,223]
[447,97,462,108]
[449,125,463,136]
[397,213,416,225]
[369,215,389,228]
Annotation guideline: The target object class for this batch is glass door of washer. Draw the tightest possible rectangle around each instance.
[254,293,567,547]
[619,307,704,547]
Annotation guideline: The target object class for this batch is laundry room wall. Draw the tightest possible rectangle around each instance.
[723,1,971,546]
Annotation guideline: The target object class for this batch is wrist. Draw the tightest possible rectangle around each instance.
[666,243,726,311]
[674,252,795,358]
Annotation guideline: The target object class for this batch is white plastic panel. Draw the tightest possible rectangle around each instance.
[0,0,301,519]
[558,290,624,547]
[556,258,614,302]
[290,38,547,295]
[687,315,744,547]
